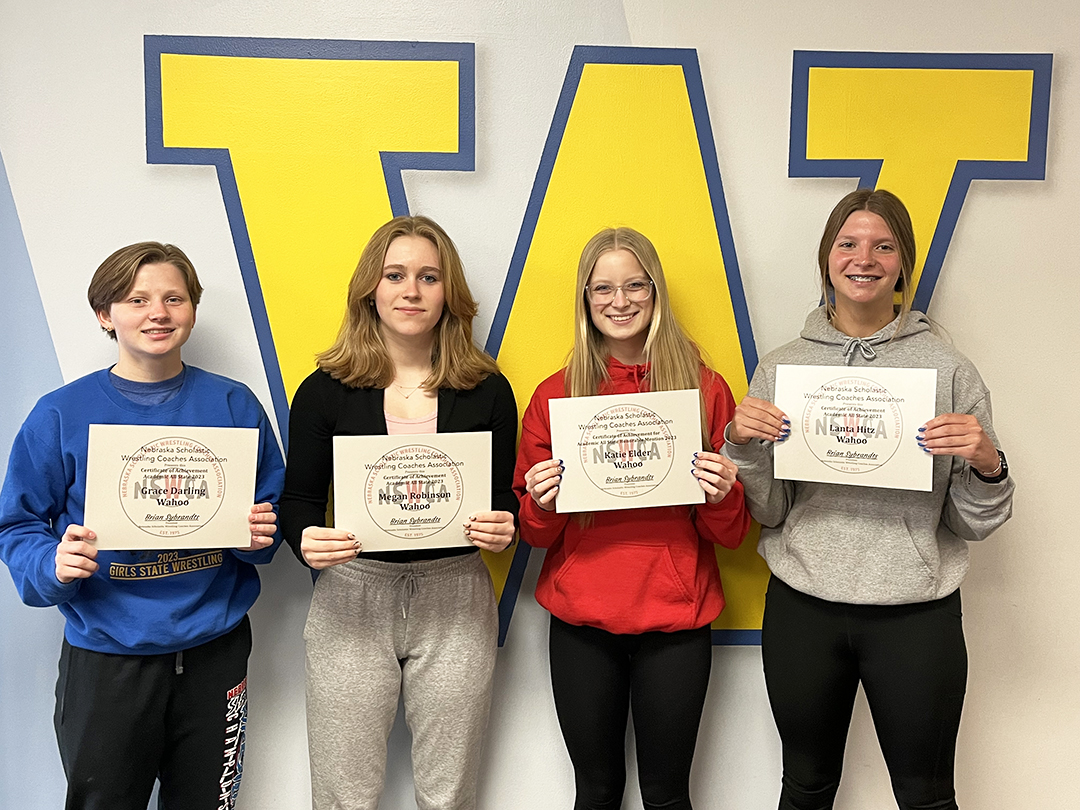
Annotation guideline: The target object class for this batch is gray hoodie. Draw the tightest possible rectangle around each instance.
[724,307,1013,604]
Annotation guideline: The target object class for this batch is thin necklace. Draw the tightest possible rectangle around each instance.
[392,381,427,399]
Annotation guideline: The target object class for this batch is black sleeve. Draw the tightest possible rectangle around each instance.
[487,373,520,524]
[279,371,338,566]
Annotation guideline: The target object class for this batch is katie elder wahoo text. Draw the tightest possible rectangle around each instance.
[579,412,674,470]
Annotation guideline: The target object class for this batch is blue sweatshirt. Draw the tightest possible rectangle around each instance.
[0,367,285,654]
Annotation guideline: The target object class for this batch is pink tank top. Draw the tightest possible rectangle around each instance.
[384,408,437,435]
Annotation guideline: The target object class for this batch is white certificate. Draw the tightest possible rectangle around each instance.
[84,425,259,550]
[549,389,704,513]
[773,365,937,491]
[333,432,490,552]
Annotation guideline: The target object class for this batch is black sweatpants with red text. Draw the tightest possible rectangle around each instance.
[54,615,251,810]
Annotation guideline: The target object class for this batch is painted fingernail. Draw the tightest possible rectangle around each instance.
[922,447,932,454]
[693,452,699,458]
[468,515,476,522]
[918,426,926,433]
[782,418,791,425]
[352,539,361,549]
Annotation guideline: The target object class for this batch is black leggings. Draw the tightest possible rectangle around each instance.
[761,576,967,810]
[548,616,712,810]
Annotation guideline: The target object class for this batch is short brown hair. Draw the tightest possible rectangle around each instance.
[818,189,916,326]
[87,242,203,340]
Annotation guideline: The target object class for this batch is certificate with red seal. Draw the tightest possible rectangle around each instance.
[333,432,491,552]
[549,389,704,514]
[84,425,259,550]
[773,365,936,491]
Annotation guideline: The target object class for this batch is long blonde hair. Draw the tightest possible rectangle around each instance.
[317,216,498,389]
[566,227,713,449]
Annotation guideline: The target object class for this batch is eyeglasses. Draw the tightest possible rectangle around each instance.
[584,279,654,304]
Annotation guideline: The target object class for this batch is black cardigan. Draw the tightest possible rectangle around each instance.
[280,368,519,565]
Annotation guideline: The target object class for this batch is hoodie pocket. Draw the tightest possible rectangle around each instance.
[552,542,694,627]
[784,506,935,600]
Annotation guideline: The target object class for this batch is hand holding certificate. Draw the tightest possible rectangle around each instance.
[549,389,704,513]
[773,365,936,491]
[333,432,491,552]
[83,424,259,550]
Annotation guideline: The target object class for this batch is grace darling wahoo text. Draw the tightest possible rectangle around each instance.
[133,475,210,507]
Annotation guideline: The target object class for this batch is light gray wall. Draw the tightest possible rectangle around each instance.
[1,1,1077,807]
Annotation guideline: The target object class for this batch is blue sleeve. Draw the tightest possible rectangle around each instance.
[227,395,285,565]
[0,418,82,607]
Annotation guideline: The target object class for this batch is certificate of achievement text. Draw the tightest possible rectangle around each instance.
[549,388,704,513]
[773,364,936,491]
[84,424,258,550]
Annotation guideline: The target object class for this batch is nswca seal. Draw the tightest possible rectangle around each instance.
[118,436,226,537]
[578,404,675,498]
[363,444,465,539]
[800,375,904,474]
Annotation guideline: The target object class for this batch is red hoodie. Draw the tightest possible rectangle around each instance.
[514,358,750,634]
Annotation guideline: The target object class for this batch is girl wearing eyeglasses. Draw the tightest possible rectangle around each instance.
[514,227,750,810]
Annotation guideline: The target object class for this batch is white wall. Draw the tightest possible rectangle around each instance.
[1,1,1077,808]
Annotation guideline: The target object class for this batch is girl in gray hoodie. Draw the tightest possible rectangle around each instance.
[724,189,1013,810]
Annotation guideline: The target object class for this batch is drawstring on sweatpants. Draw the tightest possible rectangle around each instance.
[394,571,426,618]
[174,650,184,675]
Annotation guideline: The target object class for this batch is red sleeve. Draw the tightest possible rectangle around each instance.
[513,373,571,549]
[694,368,751,549]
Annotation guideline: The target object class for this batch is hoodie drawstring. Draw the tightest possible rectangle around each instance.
[842,336,878,365]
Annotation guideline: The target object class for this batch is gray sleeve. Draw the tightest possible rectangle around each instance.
[721,362,795,528]
[939,366,1014,541]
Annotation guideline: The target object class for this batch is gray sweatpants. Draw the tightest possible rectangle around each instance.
[304,552,498,810]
